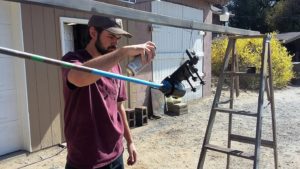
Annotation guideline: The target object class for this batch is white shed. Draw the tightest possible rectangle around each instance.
[0,1,30,156]
[151,1,204,101]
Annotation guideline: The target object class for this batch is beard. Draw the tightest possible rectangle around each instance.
[95,36,117,55]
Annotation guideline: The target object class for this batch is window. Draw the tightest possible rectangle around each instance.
[119,0,136,4]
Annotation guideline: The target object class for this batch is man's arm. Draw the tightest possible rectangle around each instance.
[117,102,137,165]
[68,42,156,87]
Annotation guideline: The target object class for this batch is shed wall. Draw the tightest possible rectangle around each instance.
[20,0,211,151]
[21,0,135,151]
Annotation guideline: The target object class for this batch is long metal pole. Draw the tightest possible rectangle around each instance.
[0,47,164,89]
[5,0,260,36]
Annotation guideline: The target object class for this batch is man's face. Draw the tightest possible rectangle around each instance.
[95,30,121,55]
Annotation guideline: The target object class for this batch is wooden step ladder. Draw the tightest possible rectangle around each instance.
[197,35,278,169]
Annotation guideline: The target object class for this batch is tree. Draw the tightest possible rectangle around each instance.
[265,0,300,32]
[228,0,278,33]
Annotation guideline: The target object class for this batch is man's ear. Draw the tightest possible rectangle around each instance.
[89,27,98,40]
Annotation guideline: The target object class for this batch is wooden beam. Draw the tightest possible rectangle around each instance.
[6,0,260,35]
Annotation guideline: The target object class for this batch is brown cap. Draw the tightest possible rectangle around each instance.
[88,15,132,38]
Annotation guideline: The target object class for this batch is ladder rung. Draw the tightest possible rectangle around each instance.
[213,107,257,117]
[230,134,274,148]
[229,35,268,39]
[204,144,254,160]
[217,99,232,104]
[224,71,260,77]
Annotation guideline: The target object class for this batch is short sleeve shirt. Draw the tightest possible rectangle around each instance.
[61,50,127,169]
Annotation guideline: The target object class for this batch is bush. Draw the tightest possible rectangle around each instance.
[212,34,294,89]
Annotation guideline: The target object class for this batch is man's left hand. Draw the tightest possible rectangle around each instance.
[127,142,137,165]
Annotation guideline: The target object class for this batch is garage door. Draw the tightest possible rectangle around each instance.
[0,1,27,156]
[151,1,204,101]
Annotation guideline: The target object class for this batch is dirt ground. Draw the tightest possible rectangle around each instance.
[0,86,299,169]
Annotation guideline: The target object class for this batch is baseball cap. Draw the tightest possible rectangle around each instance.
[88,15,132,38]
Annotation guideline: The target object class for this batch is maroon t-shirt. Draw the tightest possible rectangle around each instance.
[62,50,127,169]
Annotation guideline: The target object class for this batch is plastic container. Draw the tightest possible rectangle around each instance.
[126,54,148,76]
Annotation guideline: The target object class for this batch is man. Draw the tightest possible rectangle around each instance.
[62,15,156,169]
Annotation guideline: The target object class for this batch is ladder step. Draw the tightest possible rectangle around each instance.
[217,99,232,104]
[224,71,260,77]
[213,107,257,117]
[230,134,274,148]
[204,144,254,160]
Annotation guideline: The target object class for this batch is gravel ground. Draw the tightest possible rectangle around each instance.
[0,86,299,169]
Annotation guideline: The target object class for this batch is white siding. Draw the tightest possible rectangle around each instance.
[0,1,29,155]
[152,1,204,101]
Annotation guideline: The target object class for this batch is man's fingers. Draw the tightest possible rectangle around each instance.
[129,41,156,65]
[127,152,137,165]
[140,50,147,65]
[127,156,134,165]
[145,43,156,62]
[146,41,156,49]
[126,142,137,166]
[132,150,137,164]
[144,48,152,63]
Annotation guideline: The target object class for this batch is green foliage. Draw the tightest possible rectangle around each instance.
[265,0,300,32]
[212,34,294,89]
[227,0,300,33]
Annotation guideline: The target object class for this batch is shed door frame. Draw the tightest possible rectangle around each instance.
[59,17,88,56]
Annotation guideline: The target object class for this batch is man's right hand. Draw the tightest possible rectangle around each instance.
[122,41,156,65]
